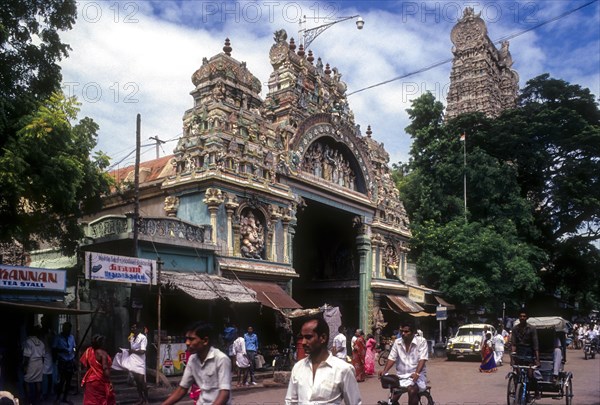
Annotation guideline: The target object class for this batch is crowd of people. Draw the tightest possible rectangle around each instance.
[8,310,597,405]
[18,319,77,405]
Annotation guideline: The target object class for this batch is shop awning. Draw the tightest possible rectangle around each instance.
[240,281,302,310]
[434,295,456,310]
[161,271,257,304]
[0,300,97,315]
[410,311,435,317]
[386,294,425,313]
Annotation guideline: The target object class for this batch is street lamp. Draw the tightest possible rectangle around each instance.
[299,14,365,50]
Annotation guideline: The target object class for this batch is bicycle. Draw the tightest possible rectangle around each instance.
[506,356,539,405]
[378,374,434,405]
[378,348,390,366]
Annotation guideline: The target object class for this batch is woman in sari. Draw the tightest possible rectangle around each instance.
[80,334,116,405]
[364,334,377,376]
[479,332,497,373]
[351,329,366,382]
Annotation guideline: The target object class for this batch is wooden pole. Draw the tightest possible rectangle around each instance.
[133,114,141,256]
[156,257,163,385]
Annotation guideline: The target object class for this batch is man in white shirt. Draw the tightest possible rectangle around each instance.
[379,321,428,405]
[285,315,361,405]
[332,326,347,360]
[112,323,148,404]
[161,321,232,405]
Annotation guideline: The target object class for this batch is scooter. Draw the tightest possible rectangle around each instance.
[583,338,597,360]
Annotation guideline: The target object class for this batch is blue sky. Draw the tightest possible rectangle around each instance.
[59,1,600,168]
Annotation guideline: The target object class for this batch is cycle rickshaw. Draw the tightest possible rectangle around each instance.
[506,316,574,405]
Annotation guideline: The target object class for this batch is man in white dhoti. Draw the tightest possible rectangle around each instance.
[113,323,148,404]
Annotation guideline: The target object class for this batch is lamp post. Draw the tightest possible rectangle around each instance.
[299,14,364,49]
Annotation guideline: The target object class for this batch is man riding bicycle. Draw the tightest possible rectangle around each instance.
[379,321,428,405]
[511,309,540,397]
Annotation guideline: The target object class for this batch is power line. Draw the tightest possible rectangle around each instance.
[347,0,598,96]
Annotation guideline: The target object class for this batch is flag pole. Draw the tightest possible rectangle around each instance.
[462,132,467,221]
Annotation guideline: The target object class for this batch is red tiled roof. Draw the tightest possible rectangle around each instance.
[109,155,175,185]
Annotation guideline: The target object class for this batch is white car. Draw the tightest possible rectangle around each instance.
[446,323,496,360]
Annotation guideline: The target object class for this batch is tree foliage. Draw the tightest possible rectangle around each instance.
[0,92,112,254]
[400,75,600,312]
[0,0,113,255]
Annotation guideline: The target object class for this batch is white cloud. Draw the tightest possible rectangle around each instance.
[59,1,600,168]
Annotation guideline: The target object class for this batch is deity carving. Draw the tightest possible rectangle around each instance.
[383,244,400,280]
[300,141,356,189]
[164,196,180,217]
[239,210,265,259]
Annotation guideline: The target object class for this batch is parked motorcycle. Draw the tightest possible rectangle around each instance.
[583,338,597,360]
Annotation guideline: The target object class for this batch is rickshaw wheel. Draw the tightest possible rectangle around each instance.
[506,374,517,405]
[564,376,573,405]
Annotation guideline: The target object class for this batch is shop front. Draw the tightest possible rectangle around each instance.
[0,264,93,395]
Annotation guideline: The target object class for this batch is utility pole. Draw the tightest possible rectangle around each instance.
[149,135,165,159]
[133,114,141,257]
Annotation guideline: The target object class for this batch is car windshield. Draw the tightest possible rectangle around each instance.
[457,327,485,336]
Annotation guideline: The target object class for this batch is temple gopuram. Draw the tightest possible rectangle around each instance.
[446,7,519,119]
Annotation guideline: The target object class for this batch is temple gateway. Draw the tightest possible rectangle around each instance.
[70,29,442,351]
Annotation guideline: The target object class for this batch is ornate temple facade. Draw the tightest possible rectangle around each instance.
[24,31,446,358]
[446,7,519,119]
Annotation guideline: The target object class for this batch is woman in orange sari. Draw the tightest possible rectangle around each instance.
[80,334,116,405]
[351,329,366,382]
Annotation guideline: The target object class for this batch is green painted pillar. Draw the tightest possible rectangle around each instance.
[356,231,372,333]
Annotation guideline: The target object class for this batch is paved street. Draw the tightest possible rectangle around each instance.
[27,349,599,405]
[230,351,600,405]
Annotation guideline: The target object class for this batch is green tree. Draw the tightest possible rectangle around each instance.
[0,0,76,136]
[494,75,600,308]
[0,1,113,255]
[0,92,112,254]
[400,75,600,311]
[400,95,543,310]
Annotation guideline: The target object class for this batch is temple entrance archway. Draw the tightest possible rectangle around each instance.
[292,199,361,329]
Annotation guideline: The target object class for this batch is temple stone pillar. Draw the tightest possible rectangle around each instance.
[203,188,224,244]
[224,194,239,255]
[269,205,282,261]
[356,222,372,333]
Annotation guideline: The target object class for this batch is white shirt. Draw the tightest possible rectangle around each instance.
[493,334,505,351]
[387,336,428,389]
[332,333,347,359]
[128,333,147,375]
[180,346,232,405]
[285,353,362,405]
[233,336,250,368]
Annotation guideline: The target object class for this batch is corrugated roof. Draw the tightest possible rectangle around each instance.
[161,271,257,304]
[240,280,302,310]
[386,294,425,313]
[434,295,456,310]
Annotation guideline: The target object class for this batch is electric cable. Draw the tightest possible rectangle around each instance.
[347,0,598,96]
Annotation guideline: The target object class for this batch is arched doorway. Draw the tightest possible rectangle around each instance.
[292,199,361,329]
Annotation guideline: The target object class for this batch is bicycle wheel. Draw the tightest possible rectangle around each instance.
[378,350,389,366]
[515,383,525,405]
[418,391,434,405]
[506,374,517,405]
[564,376,573,405]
